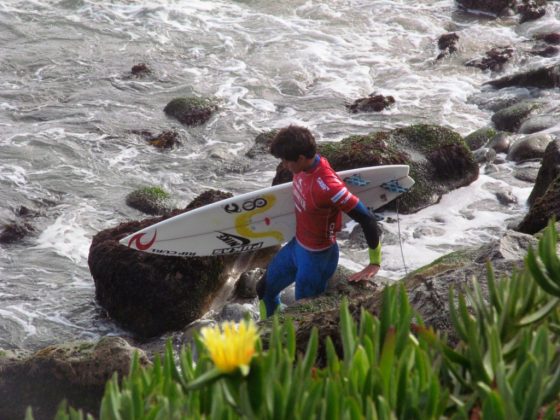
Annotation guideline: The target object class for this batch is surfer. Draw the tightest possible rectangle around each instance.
[257,125,382,316]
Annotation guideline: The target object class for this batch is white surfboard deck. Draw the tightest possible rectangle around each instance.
[120,165,414,257]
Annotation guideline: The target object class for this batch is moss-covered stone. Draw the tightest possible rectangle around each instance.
[491,101,542,132]
[246,130,279,158]
[272,124,478,213]
[464,127,497,151]
[163,96,218,126]
[0,337,149,420]
[125,186,173,216]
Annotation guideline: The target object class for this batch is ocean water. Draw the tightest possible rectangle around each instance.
[0,0,559,350]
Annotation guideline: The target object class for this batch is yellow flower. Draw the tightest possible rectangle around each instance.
[200,319,258,374]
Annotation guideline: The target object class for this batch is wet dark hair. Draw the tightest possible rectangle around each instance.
[270,125,317,161]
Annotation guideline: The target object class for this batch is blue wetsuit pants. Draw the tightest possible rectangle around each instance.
[261,238,339,316]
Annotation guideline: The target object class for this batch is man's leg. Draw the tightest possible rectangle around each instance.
[294,242,339,300]
[258,239,297,316]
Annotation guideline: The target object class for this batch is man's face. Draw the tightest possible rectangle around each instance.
[282,155,308,174]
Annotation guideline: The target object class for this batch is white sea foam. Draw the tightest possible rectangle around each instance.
[33,209,91,264]
[357,173,533,279]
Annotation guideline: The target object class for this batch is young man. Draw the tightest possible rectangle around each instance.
[257,125,381,316]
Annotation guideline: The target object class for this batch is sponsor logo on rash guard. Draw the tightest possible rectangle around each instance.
[317,177,329,191]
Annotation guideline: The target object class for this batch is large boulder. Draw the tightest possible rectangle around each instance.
[518,175,560,234]
[272,124,479,213]
[0,337,148,420]
[89,190,274,338]
[528,140,560,205]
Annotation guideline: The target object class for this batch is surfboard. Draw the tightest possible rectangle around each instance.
[120,165,414,257]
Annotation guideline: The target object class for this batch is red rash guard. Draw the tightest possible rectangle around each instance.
[293,156,359,251]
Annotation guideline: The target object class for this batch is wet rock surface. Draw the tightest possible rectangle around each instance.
[0,337,149,420]
[163,97,219,126]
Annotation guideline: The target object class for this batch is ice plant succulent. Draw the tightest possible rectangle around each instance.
[200,319,258,375]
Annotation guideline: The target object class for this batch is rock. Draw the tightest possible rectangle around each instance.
[147,131,180,149]
[125,186,174,215]
[496,190,518,205]
[487,132,512,153]
[534,32,560,45]
[506,133,553,162]
[0,337,148,420]
[491,100,542,132]
[217,303,258,322]
[90,189,273,338]
[519,114,560,134]
[232,268,264,300]
[518,175,560,234]
[131,130,181,149]
[131,63,151,77]
[484,163,500,174]
[456,0,516,16]
[346,93,395,113]
[245,130,278,158]
[464,127,497,150]
[530,45,559,58]
[485,64,560,89]
[0,205,44,244]
[514,163,541,183]
[517,1,546,23]
[412,226,447,239]
[273,124,478,214]
[465,46,514,72]
[163,97,218,126]
[436,32,459,60]
[528,140,560,205]
[472,147,497,164]
[0,221,34,244]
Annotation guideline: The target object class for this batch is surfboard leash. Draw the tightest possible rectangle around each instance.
[395,197,409,277]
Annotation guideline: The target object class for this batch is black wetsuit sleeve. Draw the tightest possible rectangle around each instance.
[346,201,380,249]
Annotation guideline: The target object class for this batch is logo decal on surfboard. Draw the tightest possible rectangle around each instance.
[212,242,264,255]
[128,230,157,251]
[344,174,370,187]
[216,231,251,247]
[233,194,285,243]
[224,197,268,214]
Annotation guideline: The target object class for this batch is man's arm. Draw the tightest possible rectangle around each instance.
[346,201,381,282]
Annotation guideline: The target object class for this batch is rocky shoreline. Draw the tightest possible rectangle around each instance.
[3,0,560,418]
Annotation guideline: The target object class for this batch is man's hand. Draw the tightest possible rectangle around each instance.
[348,264,380,282]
